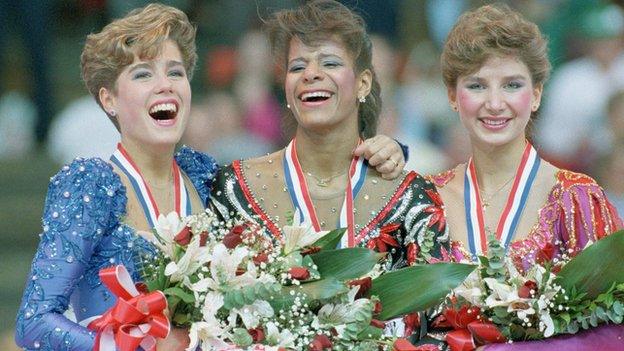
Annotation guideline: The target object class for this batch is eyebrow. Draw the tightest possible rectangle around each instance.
[128,60,185,72]
[288,52,343,66]
[465,74,527,81]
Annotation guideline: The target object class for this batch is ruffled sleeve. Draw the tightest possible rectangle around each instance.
[553,171,623,254]
[175,146,219,206]
[15,158,125,351]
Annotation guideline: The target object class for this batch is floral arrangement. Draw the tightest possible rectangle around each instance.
[136,209,474,351]
[440,231,624,351]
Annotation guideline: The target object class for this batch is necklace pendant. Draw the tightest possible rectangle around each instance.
[317,179,329,187]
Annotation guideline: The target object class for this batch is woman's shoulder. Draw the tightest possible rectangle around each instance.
[175,145,219,181]
[49,156,123,194]
[553,168,601,190]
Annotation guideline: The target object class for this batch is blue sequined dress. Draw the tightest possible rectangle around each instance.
[15,147,217,351]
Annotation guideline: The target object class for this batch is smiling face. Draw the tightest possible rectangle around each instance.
[100,39,191,148]
[448,55,542,148]
[284,37,371,136]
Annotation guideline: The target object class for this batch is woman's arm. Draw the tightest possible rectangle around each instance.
[15,159,120,350]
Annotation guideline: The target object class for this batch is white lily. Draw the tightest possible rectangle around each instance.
[144,211,187,258]
[204,243,255,291]
[282,209,329,255]
[186,292,228,351]
[454,270,484,306]
[264,322,296,349]
[164,234,212,282]
[483,278,522,308]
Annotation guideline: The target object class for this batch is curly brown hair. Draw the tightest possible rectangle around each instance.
[441,4,551,89]
[81,3,197,129]
[265,0,381,139]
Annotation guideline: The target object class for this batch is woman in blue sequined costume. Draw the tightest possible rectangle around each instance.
[14,4,217,350]
[13,4,408,349]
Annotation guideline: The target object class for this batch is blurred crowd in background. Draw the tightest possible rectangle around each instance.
[1,0,624,346]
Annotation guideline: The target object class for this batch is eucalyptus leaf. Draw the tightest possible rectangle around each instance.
[310,248,385,281]
[370,262,476,320]
[270,278,348,311]
[163,287,195,304]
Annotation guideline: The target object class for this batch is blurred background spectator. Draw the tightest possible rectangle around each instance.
[2,0,624,348]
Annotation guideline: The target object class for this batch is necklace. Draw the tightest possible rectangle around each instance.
[305,170,347,187]
[480,175,515,210]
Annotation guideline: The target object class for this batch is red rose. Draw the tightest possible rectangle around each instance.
[373,301,383,315]
[288,267,310,280]
[392,338,419,351]
[536,242,556,264]
[253,252,269,265]
[518,280,538,298]
[348,277,372,299]
[173,226,192,246]
[248,327,265,343]
[199,231,208,246]
[551,264,563,275]
[223,226,245,249]
[308,334,332,351]
[370,319,386,329]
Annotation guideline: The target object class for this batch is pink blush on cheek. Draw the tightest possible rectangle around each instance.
[510,90,533,115]
[456,89,480,112]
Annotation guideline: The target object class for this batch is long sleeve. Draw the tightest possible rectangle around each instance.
[15,158,124,351]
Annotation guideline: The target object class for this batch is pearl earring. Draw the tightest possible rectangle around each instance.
[358,96,366,103]
[286,104,291,109]
[109,110,117,116]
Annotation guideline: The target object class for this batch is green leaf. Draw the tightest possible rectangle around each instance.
[312,228,347,250]
[556,230,624,299]
[356,324,383,340]
[163,287,195,304]
[230,328,253,347]
[310,248,384,281]
[270,278,348,311]
[370,262,476,320]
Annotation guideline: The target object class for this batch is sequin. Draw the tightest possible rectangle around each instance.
[15,147,218,350]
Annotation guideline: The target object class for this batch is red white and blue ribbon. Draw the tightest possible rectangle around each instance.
[464,143,540,257]
[283,139,367,247]
[110,143,191,227]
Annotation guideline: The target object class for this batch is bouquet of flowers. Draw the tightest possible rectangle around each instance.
[440,230,624,351]
[137,209,475,351]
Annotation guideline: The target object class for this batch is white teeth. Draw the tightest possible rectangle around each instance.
[482,119,507,125]
[149,103,177,114]
[300,91,332,101]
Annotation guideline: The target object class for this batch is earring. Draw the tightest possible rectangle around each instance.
[451,106,458,111]
[358,96,366,103]
[532,104,539,111]
[286,104,291,109]
[109,110,116,116]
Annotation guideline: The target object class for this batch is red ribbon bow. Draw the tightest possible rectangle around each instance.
[86,265,170,351]
[440,306,506,351]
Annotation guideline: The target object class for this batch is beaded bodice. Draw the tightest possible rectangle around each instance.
[211,149,451,271]
[429,168,623,271]
[15,147,218,351]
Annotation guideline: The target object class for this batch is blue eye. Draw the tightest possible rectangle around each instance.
[168,69,185,78]
[467,83,484,90]
[505,81,524,90]
[132,71,151,79]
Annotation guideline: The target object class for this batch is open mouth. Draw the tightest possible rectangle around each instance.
[149,102,178,121]
[299,91,333,103]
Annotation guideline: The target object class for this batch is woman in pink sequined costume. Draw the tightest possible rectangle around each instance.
[427,4,624,350]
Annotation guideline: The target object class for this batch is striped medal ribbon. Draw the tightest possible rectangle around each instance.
[110,143,191,228]
[283,139,367,247]
[464,142,541,257]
